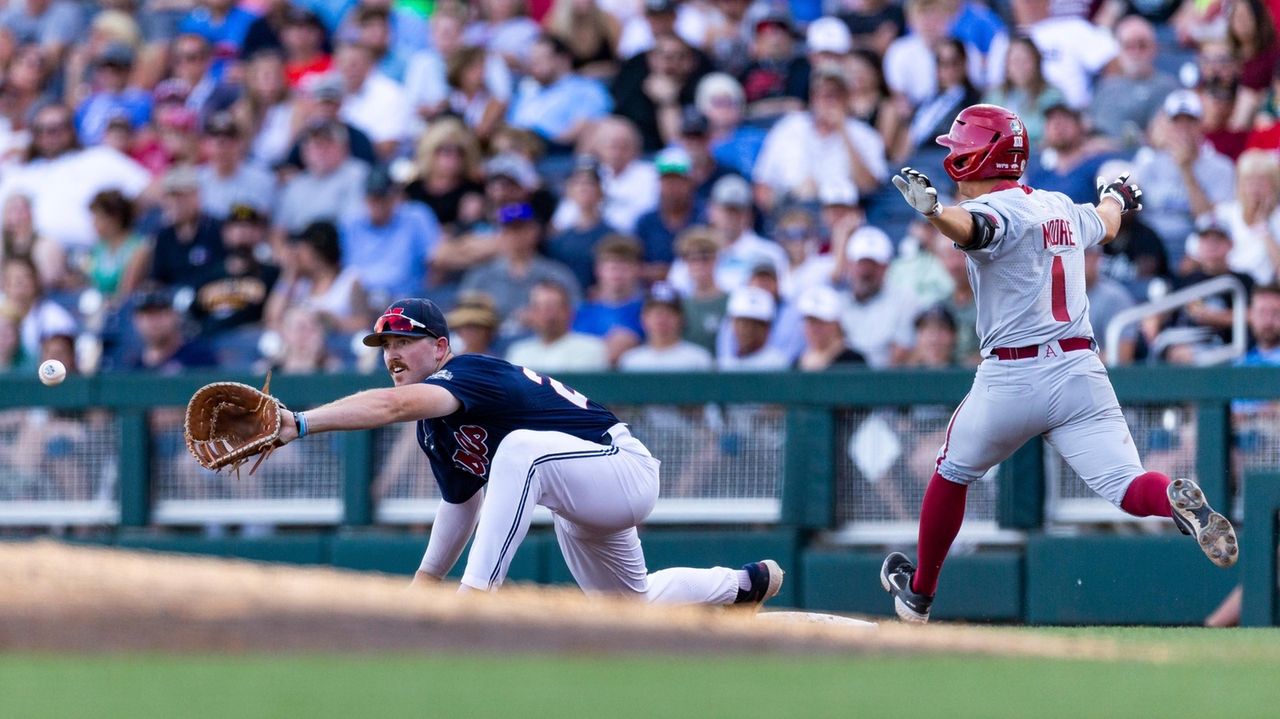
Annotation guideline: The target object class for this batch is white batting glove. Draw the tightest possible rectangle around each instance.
[1096,172,1143,213]
[892,167,942,217]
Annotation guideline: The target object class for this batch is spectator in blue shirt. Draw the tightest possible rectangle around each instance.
[75,44,152,145]
[547,155,616,292]
[572,234,646,366]
[634,146,700,282]
[507,34,612,153]
[1024,101,1118,204]
[339,163,441,307]
[179,0,259,61]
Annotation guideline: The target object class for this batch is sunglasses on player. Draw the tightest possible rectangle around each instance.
[372,312,437,337]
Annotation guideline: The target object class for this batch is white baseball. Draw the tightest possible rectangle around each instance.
[39,359,66,386]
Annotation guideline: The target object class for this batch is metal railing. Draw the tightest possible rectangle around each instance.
[1105,274,1249,366]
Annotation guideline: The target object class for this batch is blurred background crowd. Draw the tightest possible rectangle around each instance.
[0,0,1275,381]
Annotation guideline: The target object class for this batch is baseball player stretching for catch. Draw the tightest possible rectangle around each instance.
[880,104,1237,623]
[274,298,783,606]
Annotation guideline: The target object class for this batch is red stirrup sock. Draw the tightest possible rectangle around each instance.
[1120,471,1173,517]
[912,471,969,597]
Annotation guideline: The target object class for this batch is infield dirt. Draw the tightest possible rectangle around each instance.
[0,541,1170,660]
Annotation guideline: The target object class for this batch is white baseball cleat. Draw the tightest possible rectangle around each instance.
[1168,478,1238,568]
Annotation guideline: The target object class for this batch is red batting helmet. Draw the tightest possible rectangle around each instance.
[935,104,1029,182]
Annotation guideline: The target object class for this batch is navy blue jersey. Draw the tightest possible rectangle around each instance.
[417,354,621,503]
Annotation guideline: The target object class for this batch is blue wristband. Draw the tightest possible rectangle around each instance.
[294,411,308,438]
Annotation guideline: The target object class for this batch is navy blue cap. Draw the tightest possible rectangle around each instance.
[362,298,449,347]
[497,203,535,225]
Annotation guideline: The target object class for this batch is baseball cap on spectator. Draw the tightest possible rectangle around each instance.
[749,259,778,279]
[796,285,843,323]
[157,105,198,132]
[644,0,677,14]
[446,293,500,330]
[1163,89,1203,120]
[302,117,345,142]
[754,11,794,35]
[711,175,752,208]
[914,304,957,331]
[1195,215,1231,238]
[569,153,602,182]
[96,42,135,68]
[134,287,175,312]
[497,202,536,225]
[162,164,200,193]
[204,111,239,137]
[845,226,894,264]
[365,164,397,196]
[680,107,710,137]
[820,180,858,208]
[644,281,683,311]
[655,146,692,176]
[1043,97,1081,117]
[153,78,190,104]
[226,203,267,225]
[363,298,450,346]
[307,72,346,102]
[727,285,777,323]
[806,17,852,55]
[695,73,745,116]
[485,153,539,190]
[284,5,325,30]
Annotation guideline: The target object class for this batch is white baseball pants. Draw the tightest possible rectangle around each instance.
[460,424,740,604]
[936,347,1146,507]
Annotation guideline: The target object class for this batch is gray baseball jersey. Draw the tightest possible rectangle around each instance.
[959,186,1106,355]
[935,185,1145,508]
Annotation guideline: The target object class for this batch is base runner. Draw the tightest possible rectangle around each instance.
[880,104,1237,623]
[275,298,783,607]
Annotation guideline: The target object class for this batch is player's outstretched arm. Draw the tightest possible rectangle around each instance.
[1095,172,1143,243]
[892,167,981,248]
[278,384,462,444]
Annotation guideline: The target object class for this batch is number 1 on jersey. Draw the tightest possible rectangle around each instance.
[1050,255,1070,322]
[521,367,590,408]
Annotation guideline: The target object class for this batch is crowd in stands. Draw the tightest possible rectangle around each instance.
[0,0,1275,381]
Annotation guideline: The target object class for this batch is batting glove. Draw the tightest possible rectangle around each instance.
[1097,172,1143,213]
[892,167,942,218]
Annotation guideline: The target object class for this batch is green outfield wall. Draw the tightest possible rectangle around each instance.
[2,367,1277,624]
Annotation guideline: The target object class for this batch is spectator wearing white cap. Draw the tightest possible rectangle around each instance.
[1131,89,1236,269]
[696,73,768,179]
[838,227,917,368]
[752,67,887,211]
[717,285,788,370]
[665,174,788,296]
[795,284,866,371]
[805,17,853,67]
[618,281,714,371]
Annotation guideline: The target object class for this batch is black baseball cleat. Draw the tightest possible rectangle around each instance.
[1169,478,1238,568]
[734,559,784,609]
[880,552,933,624]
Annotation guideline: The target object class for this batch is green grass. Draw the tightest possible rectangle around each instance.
[5,628,1280,718]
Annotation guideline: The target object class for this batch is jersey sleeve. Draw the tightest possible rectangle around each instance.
[422,359,507,416]
[957,198,1011,260]
[1069,201,1108,250]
